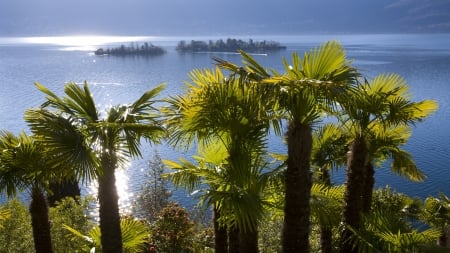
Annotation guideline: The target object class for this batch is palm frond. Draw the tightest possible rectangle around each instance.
[0,208,11,228]
[130,83,166,115]
[25,108,99,182]
[163,158,205,192]
[390,149,426,182]
[347,207,441,253]
[312,123,349,171]
[120,218,151,253]
[0,130,53,195]
[301,40,356,82]
[62,82,99,122]
[421,194,450,230]
[310,183,345,228]
[64,218,149,253]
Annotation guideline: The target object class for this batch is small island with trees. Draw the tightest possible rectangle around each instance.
[94,42,166,56]
[176,38,286,53]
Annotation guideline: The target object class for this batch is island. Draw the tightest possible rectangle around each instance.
[94,42,166,56]
[176,38,286,53]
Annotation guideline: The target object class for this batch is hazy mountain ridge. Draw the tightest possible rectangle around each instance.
[0,0,449,36]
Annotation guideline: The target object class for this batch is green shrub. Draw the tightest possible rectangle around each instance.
[191,224,214,253]
[0,199,33,253]
[49,196,95,253]
[258,216,283,253]
[152,202,194,253]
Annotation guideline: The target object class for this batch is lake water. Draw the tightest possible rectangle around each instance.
[0,34,449,211]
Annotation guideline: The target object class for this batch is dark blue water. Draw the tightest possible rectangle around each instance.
[1,34,449,210]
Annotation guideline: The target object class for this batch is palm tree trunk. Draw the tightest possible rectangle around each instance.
[282,122,312,253]
[30,185,53,253]
[318,169,333,253]
[340,136,368,253]
[362,163,375,213]
[240,228,259,253]
[228,225,240,253]
[98,155,123,253]
[438,231,447,247]
[214,204,228,253]
[320,229,333,253]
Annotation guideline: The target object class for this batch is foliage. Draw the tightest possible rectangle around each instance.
[348,208,441,253]
[176,38,286,53]
[372,186,420,215]
[95,42,166,56]
[420,193,450,248]
[0,130,57,253]
[310,184,345,228]
[258,216,283,253]
[152,202,195,253]
[421,193,450,231]
[191,224,215,253]
[0,199,34,253]
[64,216,151,253]
[344,188,450,253]
[133,151,172,222]
[164,60,277,253]
[0,207,10,228]
[25,81,166,253]
[49,196,95,253]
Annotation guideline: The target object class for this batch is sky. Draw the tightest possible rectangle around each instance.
[1,0,450,36]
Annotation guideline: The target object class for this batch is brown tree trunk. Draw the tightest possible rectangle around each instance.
[362,163,375,213]
[228,225,240,253]
[98,154,123,253]
[240,228,259,253]
[438,231,447,247]
[214,204,228,253]
[282,122,312,253]
[340,136,368,253]
[30,186,53,253]
[320,229,333,253]
[318,168,333,253]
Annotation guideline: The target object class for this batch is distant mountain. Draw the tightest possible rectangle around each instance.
[383,0,450,32]
[0,0,449,36]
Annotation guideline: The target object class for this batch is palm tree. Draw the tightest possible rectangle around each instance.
[164,141,229,253]
[218,41,358,252]
[166,140,271,253]
[361,124,427,213]
[164,67,276,252]
[0,130,57,253]
[421,193,450,247]
[24,81,165,253]
[338,73,438,253]
[311,124,348,253]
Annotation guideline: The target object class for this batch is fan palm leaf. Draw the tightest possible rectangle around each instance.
[339,72,438,252]
[25,81,165,253]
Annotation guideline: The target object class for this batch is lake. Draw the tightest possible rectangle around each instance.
[0,34,449,211]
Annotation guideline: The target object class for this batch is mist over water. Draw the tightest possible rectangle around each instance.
[1,34,449,211]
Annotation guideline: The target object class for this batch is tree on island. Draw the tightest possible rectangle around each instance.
[95,42,166,56]
[176,38,286,53]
